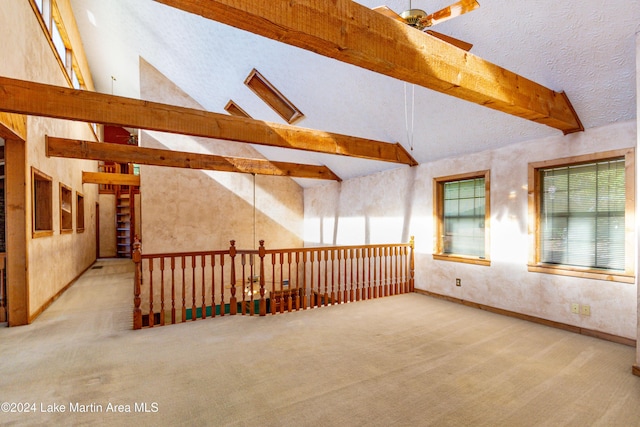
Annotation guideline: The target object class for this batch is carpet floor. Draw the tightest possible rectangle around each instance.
[0,258,638,426]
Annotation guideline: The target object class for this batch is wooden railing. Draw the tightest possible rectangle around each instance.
[133,238,414,329]
[0,253,6,323]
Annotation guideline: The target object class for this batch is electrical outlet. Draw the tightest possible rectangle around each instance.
[571,303,579,314]
[581,305,591,316]
[455,278,461,287]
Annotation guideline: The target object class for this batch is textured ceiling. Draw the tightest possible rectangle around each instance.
[69,0,640,186]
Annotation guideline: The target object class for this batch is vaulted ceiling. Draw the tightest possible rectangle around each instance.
[69,0,639,186]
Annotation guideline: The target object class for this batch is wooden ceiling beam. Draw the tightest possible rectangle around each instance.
[82,172,141,186]
[47,137,342,181]
[0,77,417,166]
[154,0,583,134]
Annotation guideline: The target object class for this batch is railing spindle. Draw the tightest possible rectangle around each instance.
[181,256,186,322]
[191,255,197,321]
[229,240,238,316]
[171,257,176,324]
[211,254,216,318]
[201,255,206,319]
[219,254,225,316]
[148,258,154,327]
[132,237,142,330]
[259,240,266,316]
[302,251,308,309]
[160,257,165,326]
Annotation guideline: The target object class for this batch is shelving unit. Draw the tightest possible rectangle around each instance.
[116,189,132,258]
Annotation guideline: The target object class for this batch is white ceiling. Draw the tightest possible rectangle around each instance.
[69,0,640,186]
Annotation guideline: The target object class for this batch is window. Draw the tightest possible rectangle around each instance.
[434,171,490,265]
[224,100,252,119]
[76,192,85,232]
[32,168,53,237]
[244,69,304,124]
[60,183,72,233]
[528,149,635,282]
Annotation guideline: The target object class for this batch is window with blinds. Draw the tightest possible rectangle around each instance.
[434,171,490,264]
[539,158,625,271]
[443,178,486,256]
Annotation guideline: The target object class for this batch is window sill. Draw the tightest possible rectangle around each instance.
[433,254,491,266]
[32,230,53,239]
[528,264,634,284]
[60,229,73,234]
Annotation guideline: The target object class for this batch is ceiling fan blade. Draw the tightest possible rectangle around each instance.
[425,30,473,51]
[372,5,406,23]
[421,0,480,27]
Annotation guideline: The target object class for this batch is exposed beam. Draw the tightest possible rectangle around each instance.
[0,77,417,166]
[154,0,583,134]
[47,137,342,181]
[82,172,141,186]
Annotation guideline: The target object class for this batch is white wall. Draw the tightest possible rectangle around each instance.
[305,121,637,339]
[138,59,304,255]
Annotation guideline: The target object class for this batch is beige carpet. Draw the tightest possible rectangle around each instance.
[1,258,639,426]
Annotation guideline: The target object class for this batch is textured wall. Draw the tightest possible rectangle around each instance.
[0,0,98,318]
[305,121,637,339]
[138,59,303,254]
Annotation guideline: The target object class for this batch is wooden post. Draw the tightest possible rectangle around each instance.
[410,236,415,292]
[258,240,266,316]
[132,236,142,330]
[229,240,237,315]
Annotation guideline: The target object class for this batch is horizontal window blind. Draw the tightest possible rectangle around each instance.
[540,158,625,270]
[443,178,485,257]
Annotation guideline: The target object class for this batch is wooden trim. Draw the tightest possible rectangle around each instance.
[154,0,583,134]
[433,170,490,261]
[76,191,85,232]
[224,100,252,119]
[28,261,93,323]
[633,365,640,377]
[527,264,635,284]
[432,254,490,266]
[82,171,141,186]
[5,137,29,326]
[414,289,637,347]
[48,137,342,181]
[244,68,303,124]
[31,167,53,238]
[0,77,417,166]
[95,202,100,259]
[0,113,27,141]
[528,148,635,281]
[59,182,73,233]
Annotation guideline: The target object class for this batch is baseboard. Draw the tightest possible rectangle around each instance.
[28,260,96,324]
[414,289,636,347]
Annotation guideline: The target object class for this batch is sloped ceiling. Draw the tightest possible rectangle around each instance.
[69,0,639,186]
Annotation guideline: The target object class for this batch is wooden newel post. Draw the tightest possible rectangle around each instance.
[229,240,237,315]
[133,235,142,330]
[409,236,415,292]
[258,240,266,316]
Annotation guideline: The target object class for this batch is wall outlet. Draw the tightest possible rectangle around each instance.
[455,278,461,287]
[581,305,591,316]
[571,303,579,314]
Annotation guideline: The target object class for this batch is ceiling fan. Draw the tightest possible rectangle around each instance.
[373,0,479,51]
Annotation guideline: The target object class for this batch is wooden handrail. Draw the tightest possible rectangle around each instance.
[133,238,415,329]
